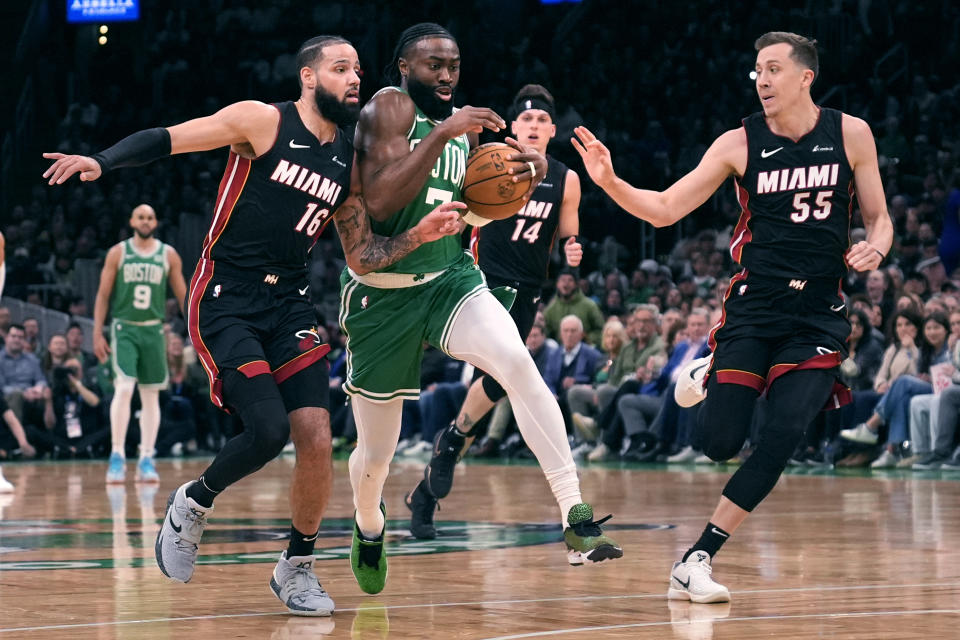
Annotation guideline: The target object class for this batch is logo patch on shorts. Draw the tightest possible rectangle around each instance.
[213,284,222,298]
[361,295,369,309]
[295,327,323,352]
[738,284,748,296]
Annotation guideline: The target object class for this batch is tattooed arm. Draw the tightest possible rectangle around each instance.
[333,190,465,276]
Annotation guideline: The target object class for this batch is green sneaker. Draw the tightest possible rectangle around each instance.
[350,501,388,594]
[563,503,623,566]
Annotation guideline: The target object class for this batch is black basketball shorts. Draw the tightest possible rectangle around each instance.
[708,270,851,407]
[187,259,330,411]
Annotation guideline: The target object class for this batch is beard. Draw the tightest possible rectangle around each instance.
[133,227,154,240]
[314,84,361,128]
[406,75,455,121]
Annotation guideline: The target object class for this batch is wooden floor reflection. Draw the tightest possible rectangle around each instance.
[0,456,958,638]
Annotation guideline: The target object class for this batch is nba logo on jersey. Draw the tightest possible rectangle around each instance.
[213,284,222,298]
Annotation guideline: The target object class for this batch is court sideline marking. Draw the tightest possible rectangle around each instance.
[482,609,960,639]
[1,580,958,633]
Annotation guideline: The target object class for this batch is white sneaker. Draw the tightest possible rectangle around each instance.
[840,423,879,445]
[571,441,594,460]
[399,440,432,457]
[571,413,598,442]
[870,449,899,468]
[668,551,731,604]
[270,551,335,616]
[587,442,611,462]
[674,355,712,408]
[693,453,715,464]
[155,482,213,582]
[0,466,13,493]
[667,446,698,463]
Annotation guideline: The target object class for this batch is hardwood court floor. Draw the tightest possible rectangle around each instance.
[0,455,958,639]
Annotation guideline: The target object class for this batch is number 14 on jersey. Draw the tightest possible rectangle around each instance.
[511,219,542,244]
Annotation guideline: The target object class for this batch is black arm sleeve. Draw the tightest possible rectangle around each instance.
[91,127,172,173]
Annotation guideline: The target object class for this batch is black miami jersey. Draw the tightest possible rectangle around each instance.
[731,107,854,279]
[202,101,353,279]
[471,156,568,286]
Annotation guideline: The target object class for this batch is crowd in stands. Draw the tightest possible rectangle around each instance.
[2,1,960,471]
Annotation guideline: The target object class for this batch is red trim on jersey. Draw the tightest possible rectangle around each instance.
[238,360,271,378]
[715,368,765,392]
[469,226,480,264]
[187,260,223,408]
[273,343,332,384]
[729,179,753,264]
[309,215,337,252]
[202,152,252,260]
[707,270,748,352]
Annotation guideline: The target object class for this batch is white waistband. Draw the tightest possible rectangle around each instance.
[347,268,445,289]
[113,318,163,327]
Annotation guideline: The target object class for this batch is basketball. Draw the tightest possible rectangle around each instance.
[462,142,532,220]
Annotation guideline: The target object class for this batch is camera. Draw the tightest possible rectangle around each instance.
[52,366,80,387]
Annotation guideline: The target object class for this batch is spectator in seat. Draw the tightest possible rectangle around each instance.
[544,269,605,346]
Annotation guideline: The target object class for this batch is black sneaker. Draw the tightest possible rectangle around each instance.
[424,424,466,499]
[941,446,960,471]
[405,482,438,540]
[912,452,945,470]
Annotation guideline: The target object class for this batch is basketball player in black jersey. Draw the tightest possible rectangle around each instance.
[404,84,583,539]
[573,32,893,602]
[43,36,463,616]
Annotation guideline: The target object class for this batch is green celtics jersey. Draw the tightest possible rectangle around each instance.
[111,238,169,323]
[369,87,469,274]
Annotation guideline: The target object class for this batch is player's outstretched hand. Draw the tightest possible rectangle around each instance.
[437,106,505,138]
[42,153,102,185]
[93,332,111,364]
[504,137,548,199]
[845,241,884,273]
[564,236,583,267]
[417,201,468,242]
[571,126,616,188]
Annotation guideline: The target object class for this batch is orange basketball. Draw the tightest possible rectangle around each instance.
[462,142,532,220]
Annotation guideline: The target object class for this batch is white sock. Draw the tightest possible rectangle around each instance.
[138,388,160,458]
[349,396,403,538]
[445,291,582,525]
[110,379,135,457]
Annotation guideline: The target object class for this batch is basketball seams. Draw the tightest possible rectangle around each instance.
[462,173,529,206]
[463,143,532,217]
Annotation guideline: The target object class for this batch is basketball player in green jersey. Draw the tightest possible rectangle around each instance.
[341,23,621,595]
[94,204,187,484]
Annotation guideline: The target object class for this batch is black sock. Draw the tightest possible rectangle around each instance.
[185,476,219,509]
[286,524,320,558]
[450,421,469,437]
[683,522,730,562]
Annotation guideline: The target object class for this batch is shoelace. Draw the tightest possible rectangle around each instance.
[571,513,613,537]
[174,505,208,546]
[287,565,328,603]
